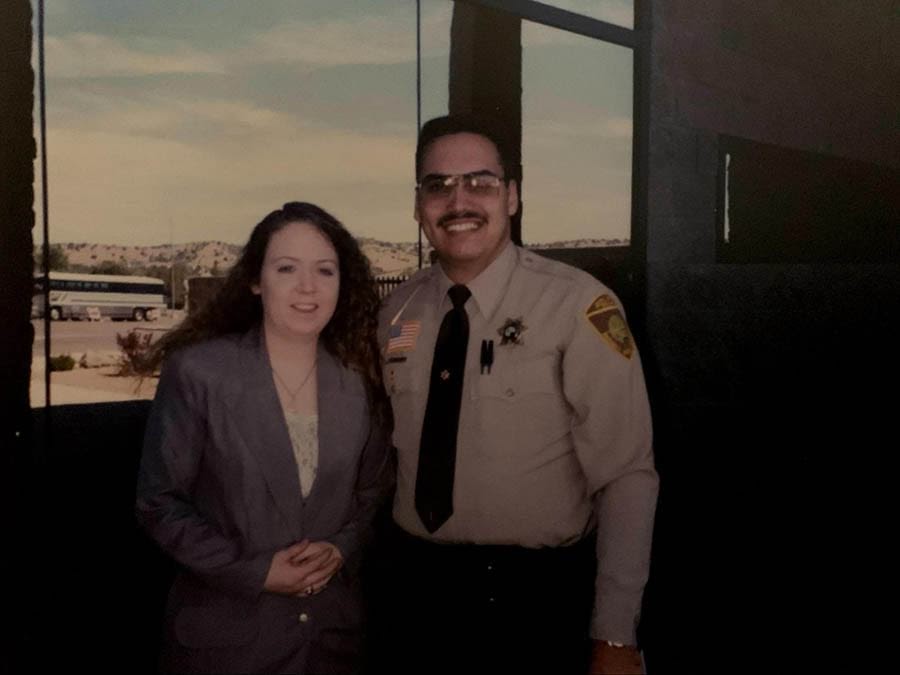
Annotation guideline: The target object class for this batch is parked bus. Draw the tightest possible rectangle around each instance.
[33,271,167,321]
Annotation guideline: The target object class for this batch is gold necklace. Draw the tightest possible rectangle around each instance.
[272,358,317,410]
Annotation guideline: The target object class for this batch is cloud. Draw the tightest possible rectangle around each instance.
[43,1,633,80]
[46,33,226,78]
[35,1,633,246]
[247,17,414,66]
[244,4,455,67]
[43,4,447,81]
[529,116,633,142]
[40,108,417,245]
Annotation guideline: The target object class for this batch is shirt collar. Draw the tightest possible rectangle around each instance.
[433,241,517,320]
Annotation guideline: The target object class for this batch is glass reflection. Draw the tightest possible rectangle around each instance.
[521,19,633,246]
[32,0,419,406]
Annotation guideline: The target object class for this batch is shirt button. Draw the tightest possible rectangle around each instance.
[488,597,496,603]
[298,613,309,623]
[487,564,493,571]
[505,388,515,398]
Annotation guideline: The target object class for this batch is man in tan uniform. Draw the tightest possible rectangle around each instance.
[375,114,657,675]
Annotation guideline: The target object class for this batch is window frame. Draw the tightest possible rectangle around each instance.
[449,0,648,306]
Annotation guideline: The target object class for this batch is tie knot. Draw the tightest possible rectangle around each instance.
[448,284,471,310]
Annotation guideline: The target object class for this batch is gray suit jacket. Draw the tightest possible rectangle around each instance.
[136,327,392,674]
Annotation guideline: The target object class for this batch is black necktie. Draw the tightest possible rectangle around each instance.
[415,284,471,533]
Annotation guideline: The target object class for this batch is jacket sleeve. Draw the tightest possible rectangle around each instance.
[327,409,395,573]
[135,352,272,598]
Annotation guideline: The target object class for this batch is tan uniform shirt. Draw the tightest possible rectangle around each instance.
[379,242,658,643]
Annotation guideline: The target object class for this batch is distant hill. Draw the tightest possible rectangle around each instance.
[58,241,241,277]
[53,237,626,279]
[526,238,629,249]
[55,239,424,278]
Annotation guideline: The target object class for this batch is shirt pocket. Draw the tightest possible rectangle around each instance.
[477,353,558,399]
[475,353,571,452]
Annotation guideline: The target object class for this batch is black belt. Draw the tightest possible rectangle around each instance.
[386,521,596,582]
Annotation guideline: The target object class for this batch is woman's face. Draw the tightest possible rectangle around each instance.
[252,220,340,343]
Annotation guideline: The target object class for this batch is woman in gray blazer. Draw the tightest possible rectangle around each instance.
[136,202,392,674]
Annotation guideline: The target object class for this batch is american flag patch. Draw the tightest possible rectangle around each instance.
[387,320,421,354]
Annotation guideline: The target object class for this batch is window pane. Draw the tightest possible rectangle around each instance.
[719,136,900,263]
[538,0,633,29]
[32,0,420,406]
[521,20,633,247]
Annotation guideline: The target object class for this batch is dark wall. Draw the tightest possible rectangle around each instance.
[30,402,173,673]
[0,8,169,672]
[642,1,898,670]
[0,4,35,451]
[1,2,36,673]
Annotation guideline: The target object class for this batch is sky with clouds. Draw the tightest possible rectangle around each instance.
[34,0,633,246]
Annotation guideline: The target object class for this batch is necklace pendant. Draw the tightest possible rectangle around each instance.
[272,358,318,403]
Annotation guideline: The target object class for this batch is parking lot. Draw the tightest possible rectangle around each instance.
[32,312,183,357]
[30,312,184,406]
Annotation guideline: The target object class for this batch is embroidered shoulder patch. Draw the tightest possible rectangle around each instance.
[584,294,634,359]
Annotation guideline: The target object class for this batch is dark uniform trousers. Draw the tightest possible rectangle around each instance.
[368,522,596,675]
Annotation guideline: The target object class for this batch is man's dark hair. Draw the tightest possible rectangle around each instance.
[415,113,515,181]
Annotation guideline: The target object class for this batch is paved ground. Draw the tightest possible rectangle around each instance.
[30,313,180,406]
[30,366,159,407]
[32,312,183,356]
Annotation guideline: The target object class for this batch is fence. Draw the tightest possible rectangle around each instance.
[376,275,407,299]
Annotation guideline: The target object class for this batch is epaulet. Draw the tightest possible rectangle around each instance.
[383,265,432,310]
[518,247,596,286]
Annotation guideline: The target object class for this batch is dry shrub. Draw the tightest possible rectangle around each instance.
[116,329,155,376]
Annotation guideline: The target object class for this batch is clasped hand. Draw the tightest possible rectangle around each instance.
[263,540,343,597]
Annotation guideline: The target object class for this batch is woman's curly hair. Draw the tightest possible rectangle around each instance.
[142,202,387,419]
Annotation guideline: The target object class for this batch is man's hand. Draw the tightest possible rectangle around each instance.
[263,540,344,596]
[589,640,643,675]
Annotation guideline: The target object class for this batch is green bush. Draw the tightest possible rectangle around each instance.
[48,354,76,371]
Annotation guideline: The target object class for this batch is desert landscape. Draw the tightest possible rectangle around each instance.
[48,236,623,279]
[34,236,625,406]
[53,238,426,278]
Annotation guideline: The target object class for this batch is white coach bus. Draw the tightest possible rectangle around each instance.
[33,271,167,321]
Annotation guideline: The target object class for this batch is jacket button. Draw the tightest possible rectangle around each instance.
[298,613,309,623]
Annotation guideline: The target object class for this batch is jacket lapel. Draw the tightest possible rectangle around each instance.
[303,346,363,524]
[224,327,305,540]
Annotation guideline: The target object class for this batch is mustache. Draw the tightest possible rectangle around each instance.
[437,210,486,228]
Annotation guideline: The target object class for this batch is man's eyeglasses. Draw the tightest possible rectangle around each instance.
[416,172,505,200]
